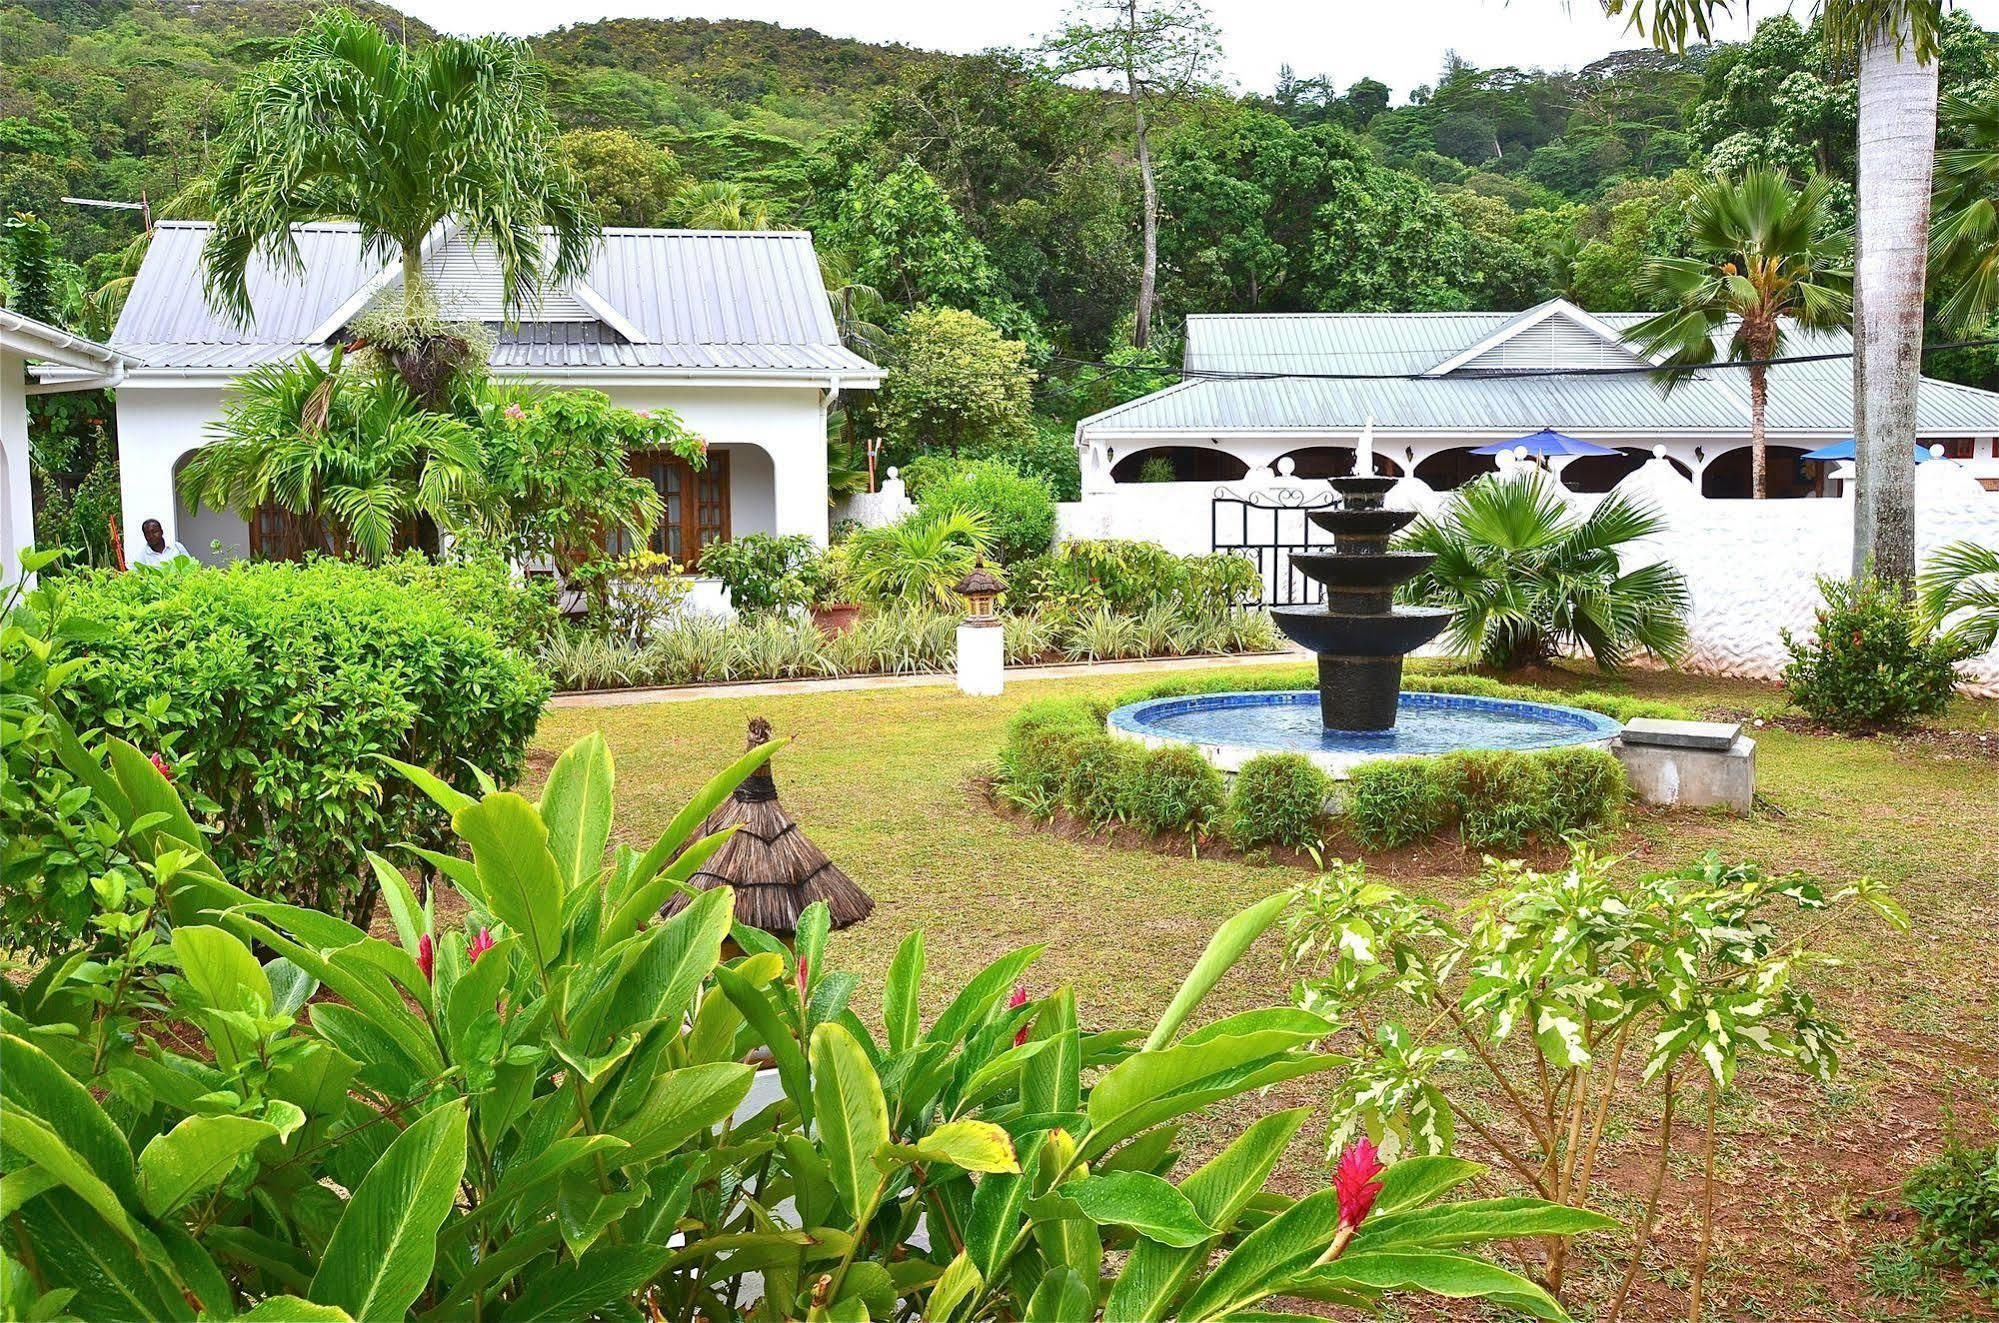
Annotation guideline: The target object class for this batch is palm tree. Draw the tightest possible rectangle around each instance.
[844,509,993,608]
[1929,90,1999,333]
[669,181,775,231]
[1608,0,1945,584]
[180,351,481,563]
[1916,538,1999,657]
[1626,169,1852,499]
[202,8,593,397]
[1398,476,1691,671]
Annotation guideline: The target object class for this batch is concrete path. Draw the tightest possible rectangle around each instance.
[548,649,1308,708]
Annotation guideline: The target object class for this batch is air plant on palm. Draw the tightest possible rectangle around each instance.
[1398,475,1691,671]
[179,350,480,563]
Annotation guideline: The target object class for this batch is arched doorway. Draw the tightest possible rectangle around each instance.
[1110,446,1250,483]
[170,450,252,564]
[1562,448,1692,493]
[1700,445,1815,499]
[1272,446,1401,478]
[1414,448,1498,491]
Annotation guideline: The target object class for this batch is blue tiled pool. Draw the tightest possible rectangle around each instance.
[1108,690,1622,775]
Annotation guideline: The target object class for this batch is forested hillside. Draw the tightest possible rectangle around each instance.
[4,0,1998,373]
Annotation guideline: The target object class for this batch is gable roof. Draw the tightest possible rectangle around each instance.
[1081,309,1999,438]
[112,222,880,382]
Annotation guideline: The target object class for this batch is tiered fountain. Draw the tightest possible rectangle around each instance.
[1108,443,1622,775]
[1275,473,1450,731]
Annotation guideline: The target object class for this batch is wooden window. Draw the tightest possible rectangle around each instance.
[1940,438,1976,459]
[632,450,730,563]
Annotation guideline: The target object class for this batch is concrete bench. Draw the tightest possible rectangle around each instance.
[1613,718,1755,813]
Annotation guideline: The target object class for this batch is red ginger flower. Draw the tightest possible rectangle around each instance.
[796,955,810,996]
[150,752,173,781]
[1334,1138,1385,1229]
[468,928,494,963]
[417,933,435,982]
[1009,982,1032,1047]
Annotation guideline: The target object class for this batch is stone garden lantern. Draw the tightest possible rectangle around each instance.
[953,560,1007,696]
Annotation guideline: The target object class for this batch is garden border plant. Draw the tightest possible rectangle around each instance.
[992,670,1683,856]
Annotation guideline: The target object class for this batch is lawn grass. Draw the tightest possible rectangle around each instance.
[533,659,1998,1320]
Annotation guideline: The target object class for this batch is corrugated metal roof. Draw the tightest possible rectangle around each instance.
[113,221,877,379]
[1086,306,1999,436]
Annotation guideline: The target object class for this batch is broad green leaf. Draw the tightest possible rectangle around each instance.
[1352,1198,1619,1252]
[381,756,476,816]
[600,825,735,941]
[309,1100,468,1322]
[884,930,924,1053]
[714,965,810,1123]
[171,924,272,1066]
[0,1034,141,1209]
[598,885,734,1040]
[925,1252,982,1323]
[12,1191,188,1321]
[104,737,205,853]
[1089,1024,1335,1130]
[0,1111,140,1248]
[1177,1189,1344,1321]
[608,1062,754,1165]
[1105,1107,1310,1322]
[367,852,429,960]
[926,946,1044,1048]
[1145,892,1289,1051]
[0,1170,56,1221]
[810,1022,890,1217]
[1291,1249,1570,1321]
[237,1298,355,1321]
[1371,1155,1485,1218]
[539,732,615,890]
[453,793,565,969]
[138,1113,280,1216]
[153,1217,234,1317]
[1024,1266,1091,1323]
[1057,1170,1213,1247]
[497,1242,671,1321]
[626,737,780,889]
[892,1119,1018,1174]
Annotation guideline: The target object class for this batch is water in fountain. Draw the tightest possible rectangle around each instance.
[1272,476,1452,731]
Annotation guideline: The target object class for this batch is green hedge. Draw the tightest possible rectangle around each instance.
[51,559,551,924]
[996,674,1639,852]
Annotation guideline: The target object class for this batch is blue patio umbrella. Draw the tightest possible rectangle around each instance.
[1471,428,1621,458]
[1800,439,1942,463]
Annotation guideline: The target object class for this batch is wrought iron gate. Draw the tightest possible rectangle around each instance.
[1211,486,1340,607]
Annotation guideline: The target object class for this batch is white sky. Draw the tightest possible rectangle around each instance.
[397,0,1999,101]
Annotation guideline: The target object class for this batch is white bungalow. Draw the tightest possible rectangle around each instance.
[1076,299,1999,500]
[106,221,879,563]
[2,309,135,582]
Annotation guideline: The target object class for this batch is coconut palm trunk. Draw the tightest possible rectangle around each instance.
[1851,24,1940,588]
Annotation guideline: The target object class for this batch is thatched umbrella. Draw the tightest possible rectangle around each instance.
[665,717,873,936]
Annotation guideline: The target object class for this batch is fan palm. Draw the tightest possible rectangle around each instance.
[1916,538,1999,656]
[1399,475,1691,671]
[1930,91,1999,333]
[1625,169,1851,499]
[179,351,481,563]
[844,509,994,608]
[670,181,776,231]
[1608,0,1945,582]
[202,8,593,389]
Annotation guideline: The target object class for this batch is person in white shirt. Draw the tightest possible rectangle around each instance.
[131,518,191,568]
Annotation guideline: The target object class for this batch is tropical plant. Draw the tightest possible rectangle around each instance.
[917,457,1058,563]
[1904,1133,1999,1301]
[1610,0,1948,584]
[698,532,827,616]
[1782,571,1963,728]
[457,383,698,576]
[1399,475,1691,670]
[669,178,776,230]
[202,6,593,399]
[845,508,994,608]
[1916,536,1999,657]
[878,307,1037,461]
[179,351,481,563]
[1283,845,1907,1318]
[1624,168,1851,499]
[0,726,1616,1323]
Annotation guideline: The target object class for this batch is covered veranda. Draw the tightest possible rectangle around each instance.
[2,309,133,581]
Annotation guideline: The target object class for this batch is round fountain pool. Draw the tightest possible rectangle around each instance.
[1108,690,1623,776]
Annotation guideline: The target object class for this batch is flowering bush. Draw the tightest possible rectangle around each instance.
[1,727,1608,1322]
[1782,572,1963,729]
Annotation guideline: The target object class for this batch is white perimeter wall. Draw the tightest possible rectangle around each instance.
[115,380,834,560]
[1059,479,1999,695]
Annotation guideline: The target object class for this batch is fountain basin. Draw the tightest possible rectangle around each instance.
[1271,606,1453,656]
[1108,690,1623,776]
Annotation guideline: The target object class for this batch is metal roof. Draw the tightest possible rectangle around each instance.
[112,222,879,381]
[1082,304,1999,438]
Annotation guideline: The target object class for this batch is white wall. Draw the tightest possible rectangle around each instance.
[115,379,834,560]
[1,349,33,581]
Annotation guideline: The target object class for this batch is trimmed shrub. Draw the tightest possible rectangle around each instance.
[1227,754,1332,851]
[698,532,825,616]
[917,458,1056,564]
[374,549,559,649]
[1346,757,1451,850]
[1118,745,1226,836]
[1062,734,1144,827]
[1435,750,1553,851]
[1782,573,1963,730]
[1538,744,1629,837]
[50,559,549,923]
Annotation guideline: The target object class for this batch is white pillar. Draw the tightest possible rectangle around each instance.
[955,620,1004,696]
[770,433,829,547]
[1,350,34,583]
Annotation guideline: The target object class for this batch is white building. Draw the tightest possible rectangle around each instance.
[1076,299,1999,499]
[107,221,878,562]
[2,309,133,582]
